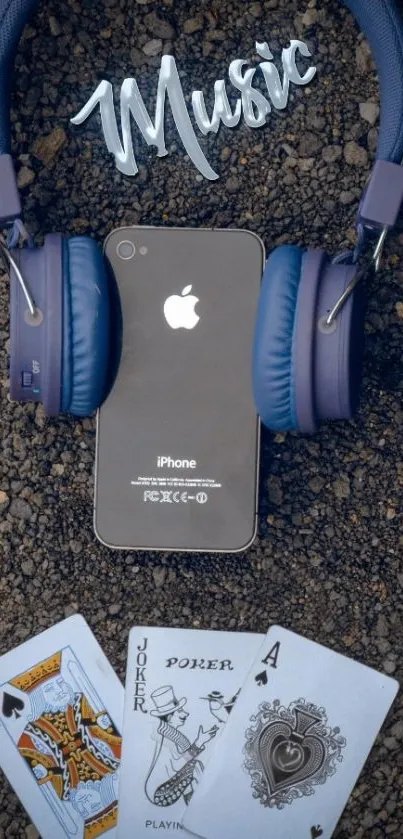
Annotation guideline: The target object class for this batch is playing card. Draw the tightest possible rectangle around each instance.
[183,625,399,839]
[0,614,124,839]
[116,626,263,838]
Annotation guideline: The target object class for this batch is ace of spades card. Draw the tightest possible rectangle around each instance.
[116,626,263,839]
[182,626,399,839]
[0,615,124,839]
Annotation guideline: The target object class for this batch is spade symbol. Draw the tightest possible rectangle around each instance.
[311,827,323,839]
[255,670,268,687]
[2,692,25,719]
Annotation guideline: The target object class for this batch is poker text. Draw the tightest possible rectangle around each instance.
[166,657,234,670]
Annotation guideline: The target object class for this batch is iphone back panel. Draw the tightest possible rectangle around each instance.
[95,226,264,553]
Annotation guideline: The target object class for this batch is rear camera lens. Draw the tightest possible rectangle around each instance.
[117,241,136,260]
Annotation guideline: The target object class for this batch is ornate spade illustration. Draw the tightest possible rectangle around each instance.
[243,698,346,809]
[259,707,326,794]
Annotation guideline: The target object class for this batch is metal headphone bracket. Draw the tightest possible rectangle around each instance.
[325,225,388,327]
[325,157,403,326]
[0,233,37,318]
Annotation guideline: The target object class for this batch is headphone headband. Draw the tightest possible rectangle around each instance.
[344,0,403,164]
[1,0,403,212]
[0,0,38,156]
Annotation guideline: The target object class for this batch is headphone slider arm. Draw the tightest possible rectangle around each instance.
[357,159,403,231]
[0,155,22,225]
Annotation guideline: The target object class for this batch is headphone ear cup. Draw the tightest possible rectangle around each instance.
[252,245,303,431]
[9,234,64,415]
[253,246,365,434]
[311,259,365,426]
[62,236,110,416]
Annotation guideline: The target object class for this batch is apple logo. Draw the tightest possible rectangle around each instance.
[163,285,200,330]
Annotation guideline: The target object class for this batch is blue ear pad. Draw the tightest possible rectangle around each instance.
[252,245,303,431]
[62,237,110,416]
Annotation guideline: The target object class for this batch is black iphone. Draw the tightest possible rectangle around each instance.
[95,226,264,553]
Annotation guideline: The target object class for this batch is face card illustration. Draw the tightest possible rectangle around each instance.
[182,626,399,839]
[0,615,124,839]
[116,626,263,838]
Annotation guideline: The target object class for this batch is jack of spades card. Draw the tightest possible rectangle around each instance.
[0,646,122,838]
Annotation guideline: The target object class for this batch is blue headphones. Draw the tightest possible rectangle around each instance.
[0,0,403,429]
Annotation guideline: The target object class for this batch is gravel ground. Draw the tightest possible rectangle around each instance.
[0,0,402,836]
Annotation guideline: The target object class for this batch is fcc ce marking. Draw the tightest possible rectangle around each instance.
[143,490,208,504]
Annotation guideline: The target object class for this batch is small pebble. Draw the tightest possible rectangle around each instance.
[17,166,35,188]
[359,102,380,125]
[21,559,35,576]
[344,140,368,167]
[183,16,204,34]
[143,39,163,56]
